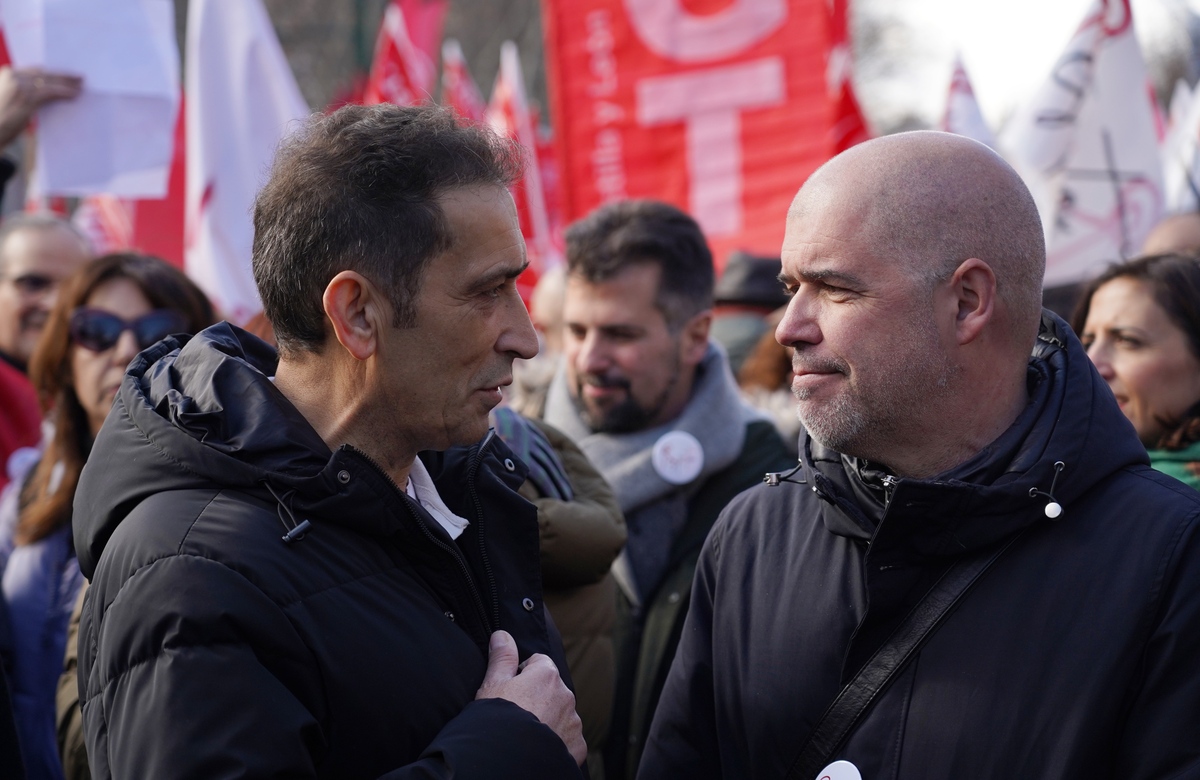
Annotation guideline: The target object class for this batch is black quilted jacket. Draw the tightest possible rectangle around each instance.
[641,313,1200,779]
[73,323,581,779]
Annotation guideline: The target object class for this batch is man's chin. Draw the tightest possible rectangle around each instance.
[591,403,656,434]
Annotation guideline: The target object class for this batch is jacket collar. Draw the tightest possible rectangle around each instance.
[75,322,528,577]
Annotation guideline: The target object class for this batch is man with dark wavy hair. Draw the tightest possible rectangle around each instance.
[541,199,792,779]
[73,104,585,779]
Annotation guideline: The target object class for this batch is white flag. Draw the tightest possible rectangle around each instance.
[1,0,180,197]
[185,0,309,323]
[1163,79,1200,214]
[940,55,996,150]
[999,0,1163,287]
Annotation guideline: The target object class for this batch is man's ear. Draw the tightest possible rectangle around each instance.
[322,271,383,361]
[948,258,996,346]
[679,309,713,366]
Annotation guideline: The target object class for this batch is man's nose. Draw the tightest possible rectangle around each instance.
[775,294,821,348]
[575,330,611,375]
[501,298,539,360]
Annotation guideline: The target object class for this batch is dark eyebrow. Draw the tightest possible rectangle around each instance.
[468,260,530,294]
[778,268,867,289]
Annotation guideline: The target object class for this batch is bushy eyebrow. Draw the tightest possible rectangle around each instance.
[777,268,867,289]
[467,260,530,294]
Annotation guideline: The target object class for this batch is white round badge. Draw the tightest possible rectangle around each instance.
[651,431,704,485]
[815,760,862,780]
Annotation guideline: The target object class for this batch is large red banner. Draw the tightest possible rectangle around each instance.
[543,0,835,266]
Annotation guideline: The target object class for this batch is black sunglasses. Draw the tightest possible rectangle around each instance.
[68,308,187,353]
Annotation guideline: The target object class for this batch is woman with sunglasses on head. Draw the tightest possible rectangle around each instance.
[1073,253,1200,490]
[0,252,213,779]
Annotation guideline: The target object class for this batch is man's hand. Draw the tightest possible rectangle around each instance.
[476,630,586,765]
[0,66,83,147]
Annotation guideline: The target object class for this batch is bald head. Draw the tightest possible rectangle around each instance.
[0,214,92,367]
[778,132,1046,476]
[793,131,1046,351]
[1141,212,1200,256]
[531,264,567,355]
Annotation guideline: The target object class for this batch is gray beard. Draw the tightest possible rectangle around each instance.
[794,318,958,461]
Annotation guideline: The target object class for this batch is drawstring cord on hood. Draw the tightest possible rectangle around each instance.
[1029,461,1066,519]
[765,461,806,487]
[263,481,312,544]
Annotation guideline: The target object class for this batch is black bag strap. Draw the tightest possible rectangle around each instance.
[784,531,1026,780]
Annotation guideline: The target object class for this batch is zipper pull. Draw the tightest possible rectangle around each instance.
[880,474,899,506]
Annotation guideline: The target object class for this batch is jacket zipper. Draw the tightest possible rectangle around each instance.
[880,474,900,507]
[347,445,492,633]
[467,429,501,630]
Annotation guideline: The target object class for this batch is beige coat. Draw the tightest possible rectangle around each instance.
[523,419,625,774]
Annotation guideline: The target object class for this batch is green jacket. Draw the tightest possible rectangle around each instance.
[606,419,794,779]
[1149,440,1200,491]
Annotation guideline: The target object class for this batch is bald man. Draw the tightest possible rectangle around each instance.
[639,132,1200,780]
[0,214,91,371]
[1141,211,1200,256]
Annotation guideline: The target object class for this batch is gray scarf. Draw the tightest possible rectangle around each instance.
[544,342,764,600]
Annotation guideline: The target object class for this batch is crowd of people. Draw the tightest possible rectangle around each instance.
[0,65,1199,780]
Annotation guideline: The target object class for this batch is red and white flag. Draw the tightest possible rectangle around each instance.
[828,0,869,153]
[185,0,309,323]
[999,0,1162,287]
[940,54,997,150]
[487,41,559,298]
[543,0,838,265]
[441,38,486,124]
[362,0,447,106]
[73,195,134,255]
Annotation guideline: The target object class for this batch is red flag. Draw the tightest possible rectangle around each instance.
[543,0,842,266]
[131,101,187,267]
[0,27,11,69]
[441,38,486,123]
[828,0,870,153]
[533,109,566,259]
[363,0,446,106]
[397,0,447,66]
[487,41,559,301]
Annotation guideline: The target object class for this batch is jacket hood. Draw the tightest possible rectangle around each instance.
[801,310,1149,556]
[74,322,525,578]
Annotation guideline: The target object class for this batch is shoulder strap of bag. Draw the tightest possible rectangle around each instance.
[784,530,1026,780]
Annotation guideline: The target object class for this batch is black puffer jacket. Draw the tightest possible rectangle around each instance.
[641,313,1200,779]
[73,324,582,779]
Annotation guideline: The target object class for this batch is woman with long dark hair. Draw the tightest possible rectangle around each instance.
[1073,253,1200,489]
[0,253,213,779]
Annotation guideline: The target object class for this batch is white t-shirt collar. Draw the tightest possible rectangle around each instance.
[405,457,470,540]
